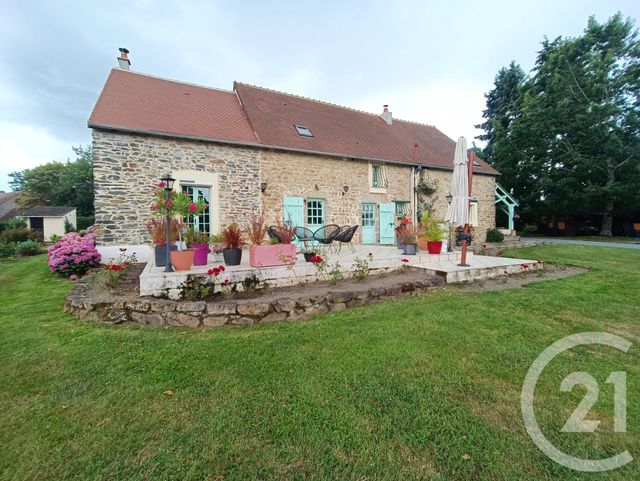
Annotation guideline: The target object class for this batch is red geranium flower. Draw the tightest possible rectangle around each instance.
[219,265,225,272]
[224,279,230,285]
[401,258,409,263]
[521,263,529,269]
[368,252,373,256]
[165,199,173,208]
[188,203,198,213]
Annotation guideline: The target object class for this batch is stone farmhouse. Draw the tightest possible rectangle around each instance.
[89,51,499,252]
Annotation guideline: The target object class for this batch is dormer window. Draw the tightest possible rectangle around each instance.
[294,125,313,137]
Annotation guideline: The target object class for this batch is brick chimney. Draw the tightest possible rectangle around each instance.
[117,47,130,70]
[380,104,392,125]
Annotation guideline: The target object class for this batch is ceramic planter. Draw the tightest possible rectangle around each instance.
[427,241,443,254]
[191,243,210,266]
[303,252,317,262]
[249,244,297,268]
[154,245,177,267]
[403,244,417,255]
[222,247,243,266]
[170,249,194,271]
[417,237,429,251]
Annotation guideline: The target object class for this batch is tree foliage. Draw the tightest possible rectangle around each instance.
[9,146,94,217]
[478,13,640,235]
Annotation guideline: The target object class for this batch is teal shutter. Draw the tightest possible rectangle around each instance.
[379,203,395,244]
[283,196,304,227]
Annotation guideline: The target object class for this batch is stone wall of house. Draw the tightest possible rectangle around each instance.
[425,169,497,243]
[92,129,261,245]
[93,128,497,246]
[259,150,412,243]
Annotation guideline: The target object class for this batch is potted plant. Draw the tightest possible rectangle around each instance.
[424,219,445,254]
[221,223,245,266]
[301,247,317,262]
[418,212,445,254]
[210,233,224,262]
[150,184,207,271]
[184,227,210,266]
[248,214,298,267]
[146,218,179,267]
[399,226,419,255]
[395,214,412,249]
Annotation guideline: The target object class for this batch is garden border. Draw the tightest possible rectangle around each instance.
[64,272,445,328]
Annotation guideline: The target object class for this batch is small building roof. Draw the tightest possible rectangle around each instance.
[19,206,76,217]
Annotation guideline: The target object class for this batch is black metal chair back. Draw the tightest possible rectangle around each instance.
[312,224,341,245]
[267,226,282,243]
[338,225,358,243]
[294,226,315,242]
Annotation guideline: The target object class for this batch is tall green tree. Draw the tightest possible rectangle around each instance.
[9,146,94,216]
[479,13,640,235]
[475,61,525,161]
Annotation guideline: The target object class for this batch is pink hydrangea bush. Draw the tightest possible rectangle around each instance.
[47,227,101,278]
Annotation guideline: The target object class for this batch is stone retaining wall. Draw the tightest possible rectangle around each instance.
[64,276,444,328]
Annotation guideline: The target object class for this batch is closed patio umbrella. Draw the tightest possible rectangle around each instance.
[444,137,472,266]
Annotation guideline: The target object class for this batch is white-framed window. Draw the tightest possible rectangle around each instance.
[182,185,211,233]
[469,198,479,227]
[394,201,410,217]
[369,163,388,191]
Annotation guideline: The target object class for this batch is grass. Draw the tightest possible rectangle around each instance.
[527,235,640,244]
[1,246,639,480]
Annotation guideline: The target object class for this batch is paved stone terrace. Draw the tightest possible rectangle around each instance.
[140,245,541,297]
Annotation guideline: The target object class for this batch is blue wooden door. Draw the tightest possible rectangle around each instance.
[361,203,376,244]
[379,202,395,244]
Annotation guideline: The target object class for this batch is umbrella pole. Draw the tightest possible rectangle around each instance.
[458,151,474,267]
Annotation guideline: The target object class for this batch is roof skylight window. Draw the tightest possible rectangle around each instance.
[294,125,313,137]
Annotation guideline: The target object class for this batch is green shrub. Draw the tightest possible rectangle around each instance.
[0,227,38,244]
[0,243,15,259]
[15,240,42,256]
[520,224,537,236]
[64,218,76,233]
[76,215,95,231]
[0,219,27,234]
[486,228,505,243]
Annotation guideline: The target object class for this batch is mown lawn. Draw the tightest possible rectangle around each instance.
[529,235,640,244]
[1,246,639,480]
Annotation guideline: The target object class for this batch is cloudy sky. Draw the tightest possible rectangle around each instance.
[0,0,638,191]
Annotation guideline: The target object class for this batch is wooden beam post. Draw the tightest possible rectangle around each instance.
[458,151,474,267]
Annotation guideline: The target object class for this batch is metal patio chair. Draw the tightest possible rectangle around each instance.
[313,224,341,252]
[294,226,316,249]
[334,225,358,253]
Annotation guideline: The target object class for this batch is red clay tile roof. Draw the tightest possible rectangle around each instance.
[89,70,498,175]
[236,83,497,175]
[0,191,20,204]
[89,70,258,144]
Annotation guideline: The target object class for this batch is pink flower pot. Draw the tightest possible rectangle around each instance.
[249,244,297,268]
[191,244,210,266]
